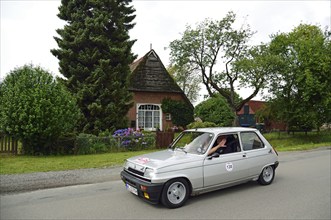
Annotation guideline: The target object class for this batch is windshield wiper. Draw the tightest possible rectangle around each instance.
[175,147,187,154]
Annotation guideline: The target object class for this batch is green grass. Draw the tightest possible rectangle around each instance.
[264,130,331,151]
[1,131,330,175]
[0,149,159,175]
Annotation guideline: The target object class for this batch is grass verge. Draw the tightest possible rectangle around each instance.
[0,149,159,175]
[264,131,331,151]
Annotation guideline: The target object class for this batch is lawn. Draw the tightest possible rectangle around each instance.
[1,131,330,175]
[264,130,331,151]
[0,149,159,175]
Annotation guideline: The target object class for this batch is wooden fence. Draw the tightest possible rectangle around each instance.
[156,131,175,148]
[0,134,18,155]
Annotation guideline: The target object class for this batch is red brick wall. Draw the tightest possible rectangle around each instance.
[127,91,186,131]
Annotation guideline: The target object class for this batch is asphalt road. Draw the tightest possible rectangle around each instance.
[1,148,330,219]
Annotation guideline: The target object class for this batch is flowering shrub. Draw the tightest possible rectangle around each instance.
[112,128,155,150]
[74,129,155,155]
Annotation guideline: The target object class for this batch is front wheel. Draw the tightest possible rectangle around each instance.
[161,178,189,208]
[258,165,275,185]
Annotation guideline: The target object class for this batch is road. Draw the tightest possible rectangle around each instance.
[1,148,330,219]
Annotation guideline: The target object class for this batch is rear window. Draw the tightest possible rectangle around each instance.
[240,132,264,151]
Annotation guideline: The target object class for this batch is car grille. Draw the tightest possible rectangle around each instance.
[124,169,151,182]
[128,167,144,176]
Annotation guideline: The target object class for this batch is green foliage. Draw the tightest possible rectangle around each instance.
[194,95,235,126]
[161,98,194,128]
[51,0,137,134]
[187,121,217,129]
[0,65,81,155]
[75,132,155,155]
[75,133,113,155]
[169,11,267,125]
[267,24,331,130]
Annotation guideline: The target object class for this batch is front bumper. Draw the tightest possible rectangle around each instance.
[120,170,164,204]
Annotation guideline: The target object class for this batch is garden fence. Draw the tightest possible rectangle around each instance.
[156,131,175,148]
[0,134,18,155]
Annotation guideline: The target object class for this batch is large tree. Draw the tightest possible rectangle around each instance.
[267,24,331,131]
[169,11,274,125]
[51,0,136,134]
[0,65,80,155]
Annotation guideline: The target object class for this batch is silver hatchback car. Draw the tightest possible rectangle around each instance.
[120,127,279,208]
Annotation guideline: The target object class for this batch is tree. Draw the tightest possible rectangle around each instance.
[194,95,235,127]
[167,64,201,104]
[267,24,331,131]
[0,65,81,155]
[51,0,136,134]
[169,11,273,125]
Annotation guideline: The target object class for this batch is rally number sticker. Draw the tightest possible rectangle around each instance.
[225,162,233,172]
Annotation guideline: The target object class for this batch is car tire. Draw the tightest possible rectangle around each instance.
[161,178,189,208]
[258,165,275,185]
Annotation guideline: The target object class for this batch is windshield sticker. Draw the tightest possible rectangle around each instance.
[225,162,233,172]
[136,157,150,164]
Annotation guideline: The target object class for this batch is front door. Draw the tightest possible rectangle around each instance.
[203,152,246,187]
[203,133,246,187]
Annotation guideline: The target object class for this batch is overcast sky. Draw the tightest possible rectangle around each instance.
[1,0,330,101]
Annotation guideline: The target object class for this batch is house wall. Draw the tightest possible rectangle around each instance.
[237,100,287,131]
[127,91,186,131]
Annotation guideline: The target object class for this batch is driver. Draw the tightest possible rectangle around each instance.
[208,135,227,156]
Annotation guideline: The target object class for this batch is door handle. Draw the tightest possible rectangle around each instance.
[243,154,247,158]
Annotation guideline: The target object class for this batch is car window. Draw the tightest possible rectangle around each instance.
[172,131,214,155]
[209,134,240,155]
[240,132,264,151]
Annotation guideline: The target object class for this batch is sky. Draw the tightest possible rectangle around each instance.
[1,0,330,102]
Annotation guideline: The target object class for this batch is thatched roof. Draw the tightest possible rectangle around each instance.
[129,50,184,93]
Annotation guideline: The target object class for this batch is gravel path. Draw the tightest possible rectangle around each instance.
[0,166,123,195]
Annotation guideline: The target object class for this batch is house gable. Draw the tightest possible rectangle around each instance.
[129,49,183,93]
[127,49,193,131]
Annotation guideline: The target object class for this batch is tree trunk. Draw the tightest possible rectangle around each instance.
[232,110,240,127]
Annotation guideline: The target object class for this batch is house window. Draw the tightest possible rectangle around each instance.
[165,113,172,121]
[137,104,162,131]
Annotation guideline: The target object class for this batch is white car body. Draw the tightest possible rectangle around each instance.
[121,127,279,208]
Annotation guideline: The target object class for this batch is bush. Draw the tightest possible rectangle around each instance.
[0,65,81,155]
[187,121,218,129]
[75,129,156,155]
[112,128,155,150]
[161,98,194,128]
[194,95,235,126]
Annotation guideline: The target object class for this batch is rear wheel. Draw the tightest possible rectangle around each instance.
[258,165,275,185]
[161,178,189,208]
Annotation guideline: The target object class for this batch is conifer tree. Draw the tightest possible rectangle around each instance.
[51,0,136,134]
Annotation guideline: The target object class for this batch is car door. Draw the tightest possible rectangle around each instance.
[239,131,271,177]
[203,133,247,187]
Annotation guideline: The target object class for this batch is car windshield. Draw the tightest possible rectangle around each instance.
[172,131,214,155]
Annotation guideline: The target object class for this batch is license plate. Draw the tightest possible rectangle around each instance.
[126,183,138,196]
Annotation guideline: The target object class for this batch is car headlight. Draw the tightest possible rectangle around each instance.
[144,168,155,179]
[124,160,130,170]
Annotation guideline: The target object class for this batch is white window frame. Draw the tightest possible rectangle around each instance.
[165,113,172,121]
[136,104,162,131]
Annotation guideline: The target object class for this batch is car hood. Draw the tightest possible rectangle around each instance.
[127,149,203,170]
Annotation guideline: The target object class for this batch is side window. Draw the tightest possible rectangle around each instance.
[209,134,240,155]
[240,132,264,151]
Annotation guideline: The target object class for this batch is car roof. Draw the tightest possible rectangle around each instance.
[185,127,258,135]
